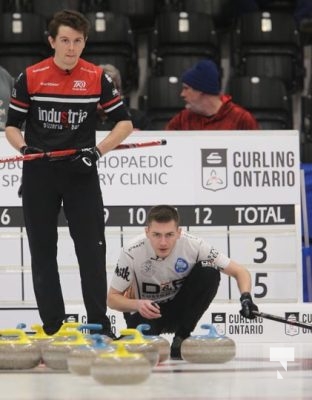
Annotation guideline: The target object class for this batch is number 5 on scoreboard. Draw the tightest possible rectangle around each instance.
[254,272,268,298]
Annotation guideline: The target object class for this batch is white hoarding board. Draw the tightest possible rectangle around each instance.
[0,130,302,309]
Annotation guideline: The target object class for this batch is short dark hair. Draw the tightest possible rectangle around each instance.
[147,205,180,226]
[48,9,90,39]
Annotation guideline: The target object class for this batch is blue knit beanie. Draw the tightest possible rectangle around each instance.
[181,60,220,95]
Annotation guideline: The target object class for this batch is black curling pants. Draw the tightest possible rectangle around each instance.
[22,160,110,334]
[124,261,221,338]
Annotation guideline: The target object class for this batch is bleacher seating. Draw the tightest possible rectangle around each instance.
[231,10,305,94]
[227,75,293,129]
[82,11,139,94]
[0,0,33,12]
[182,0,235,31]
[138,75,184,130]
[149,11,220,77]
[107,0,157,32]
[32,0,81,22]
[0,12,50,78]
[258,0,296,13]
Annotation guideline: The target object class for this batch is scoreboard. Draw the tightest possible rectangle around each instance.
[0,130,302,304]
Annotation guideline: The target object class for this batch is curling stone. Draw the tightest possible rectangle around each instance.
[28,324,55,348]
[15,321,81,339]
[26,324,55,362]
[0,329,41,370]
[67,333,115,376]
[119,328,159,367]
[19,322,89,353]
[41,329,91,370]
[55,321,82,335]
[14,323,54,360]
[16,322,52,346]
[181,324,236,364]
[53,322,102,342]
[91,341,151,385]
[136,324,170,363]
[77,323,113,344]
[31,323,101,365]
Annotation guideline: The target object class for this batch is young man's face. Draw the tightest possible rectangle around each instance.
[48,25,86,70]
[145,220,181,259]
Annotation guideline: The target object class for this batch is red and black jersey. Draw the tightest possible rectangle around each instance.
[165,95,259,131]
[6,57,131,150]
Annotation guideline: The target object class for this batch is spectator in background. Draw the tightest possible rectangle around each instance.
[165,60,259,131]
[236,0,312,33]
[0,66,14,130]
[97,64,150,131]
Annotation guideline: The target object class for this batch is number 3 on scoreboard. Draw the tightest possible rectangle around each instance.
[254,237,267,263]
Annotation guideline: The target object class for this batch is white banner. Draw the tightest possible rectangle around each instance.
[0,130,301,206]
[1,302,311,343]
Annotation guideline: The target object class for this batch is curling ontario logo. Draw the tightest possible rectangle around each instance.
[201,149,228,191]
[285,312,300,336]
[211,312,226,335]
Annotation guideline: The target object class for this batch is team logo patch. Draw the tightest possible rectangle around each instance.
[140,260,155,277]
[174,258,188,273]
[73,80,87,91]
[201,149,228,191]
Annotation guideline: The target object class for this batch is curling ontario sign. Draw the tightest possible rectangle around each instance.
[0,130,301,207]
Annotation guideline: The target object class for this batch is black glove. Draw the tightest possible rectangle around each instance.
[20,145,43,155]
[239,292,258,320]
[70,146,101,173]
